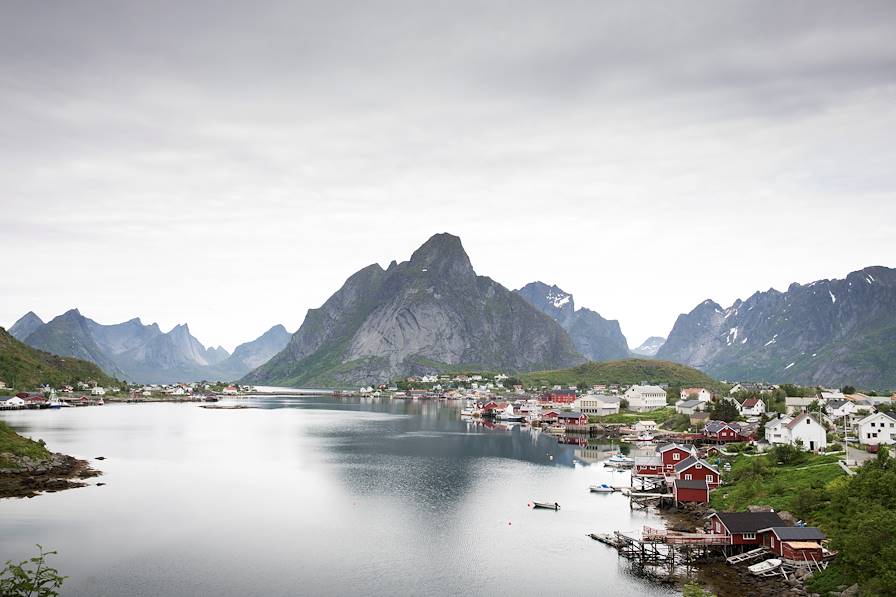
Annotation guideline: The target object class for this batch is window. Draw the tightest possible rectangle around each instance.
[743,533,756,540]
[706,475,713,483]
[685,474,693,480]
[771,537,776,548]
[673,453,680,460]
[696,464,702,469]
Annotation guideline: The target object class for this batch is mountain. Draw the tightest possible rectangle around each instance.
[0,327,119,389]
[220,325,291,373]
[515,282,630,361]
[656,266,896,390]
[632,336,666,357]
[8,312,44,341]
[243,233,583,387]
[520,358,719,390]
[14,309,282,384]
[23,309,129,379]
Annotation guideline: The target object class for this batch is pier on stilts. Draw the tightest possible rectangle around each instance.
[592,526,733,576]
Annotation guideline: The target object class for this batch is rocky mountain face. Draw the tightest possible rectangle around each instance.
[515,282,630,361]
[656,266,896,390]
[221,324,291,372]
[13,310,287,384]
[8,311,44,341]
[632,336,666,357]
[243,233,583,387]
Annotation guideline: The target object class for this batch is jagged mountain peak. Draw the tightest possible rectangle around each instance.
[407,233,474,277]
[657,264,896,389]
[8,311,44,341]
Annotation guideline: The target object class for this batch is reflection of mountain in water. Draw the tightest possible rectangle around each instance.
[252,396,580,505]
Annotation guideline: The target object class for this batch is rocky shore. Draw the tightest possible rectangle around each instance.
[658,504,816,597]
[0,452,101,499]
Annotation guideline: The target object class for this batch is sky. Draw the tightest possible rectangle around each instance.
[2,1,895,351]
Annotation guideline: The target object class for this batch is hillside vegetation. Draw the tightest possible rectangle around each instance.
[0,327,118,390]
[520,358,721,389]
[0,420,51,469]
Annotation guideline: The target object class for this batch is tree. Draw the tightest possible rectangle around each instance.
[0,545,66,597]
[841,385,856,395]
[757,412,770,438]
[709,399,740,422]
[619,398,629,411]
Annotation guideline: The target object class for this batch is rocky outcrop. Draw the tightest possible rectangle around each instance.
[244,233,583,387]
[631,336,666,357]
[656,266,896,389]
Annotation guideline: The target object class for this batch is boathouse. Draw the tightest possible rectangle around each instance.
[672,478,709,505]
[702,420,740,443]
[556,411,588,426]
[708,512,785,546]
[758,526,827,561]
[542,389,577,404]
[657,443,697,474]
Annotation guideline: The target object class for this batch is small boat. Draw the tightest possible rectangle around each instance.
[589,484,616,493]
[748,558,782,575]
[635,433,654,442]
[545,425,566,434]
[531,501,561,510]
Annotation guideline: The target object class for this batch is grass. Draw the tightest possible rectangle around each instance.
[0,327,119,390]
[710,451,846,516]
[0,421,51,469]
[520,358,721,390]
[589,406,678,424]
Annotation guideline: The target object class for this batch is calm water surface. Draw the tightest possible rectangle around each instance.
[1,397,677,596]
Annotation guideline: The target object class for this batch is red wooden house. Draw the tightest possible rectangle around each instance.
[540,410,560,423]
[633,455,663,477]
[672,478,709,505]
[557,411,588,426]
[541,389,577,404]
[657,443,697,475]
[703,420,740,443]
[708,512,785,546]
[673,456,721,488]
[758,527,827,562]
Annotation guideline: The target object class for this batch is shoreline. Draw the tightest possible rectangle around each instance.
[654,504,809,597]
[0,452,102,499]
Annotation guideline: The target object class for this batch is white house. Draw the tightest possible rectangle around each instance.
[3,396,25,407]
[574,394,621,416]
[825,399,856,419]
[785,396,816,415]
[222,385,239,395]
[856,411,896,446]
[624,385,668,412]
[91,386,106,396]
[680,387,712,403]
[819,390,845,402]
[765,413,828,452]
[0,380,7,389]
[634,420,658,433]
[739,398,766,417]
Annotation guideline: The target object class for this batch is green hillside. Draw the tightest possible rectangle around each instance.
[520,358,721,390]
[0,327,119,390]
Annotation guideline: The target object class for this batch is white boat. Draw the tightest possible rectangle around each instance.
[589,483,616,493]
[604,453,634,469]
[545,425,566,434]
[635,433,654,442]
[497,404,524,422]
[748,558,782,575]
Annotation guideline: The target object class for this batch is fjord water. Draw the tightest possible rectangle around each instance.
[0,397,674,597]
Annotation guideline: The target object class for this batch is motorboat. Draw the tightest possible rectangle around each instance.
[589,484,616,493]
[635,433,655,442]
[748,559,782,575]
[531,501,560,510]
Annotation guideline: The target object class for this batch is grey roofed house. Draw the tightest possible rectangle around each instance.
[703,420,735,434]
[678,399,702,409]
[673,456,719,474]
[757,526,826,541]
[826,399,849,410]
[657,442,696,453]
[712,511,786,533]
[592,394,621,404]
[557,411,586,420]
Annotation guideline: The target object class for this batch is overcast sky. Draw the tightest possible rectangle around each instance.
[2,1,895,351]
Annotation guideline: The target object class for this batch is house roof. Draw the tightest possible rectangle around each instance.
[674,456,720,474]
[678,399,702,408]
[657,442,695,454]
[857,411,896,426]
[786,412,819,430]
[826,399,850,410]
[758,526,826,541]
[704,420,734,434]
[682,387,707,394]
[711,512,785,534]
[785,396,814,405]
[765,415,792,428]
[635,455,662,466]
[674,478,709,490]
[557,411,586,420]
[741,398,761,408]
